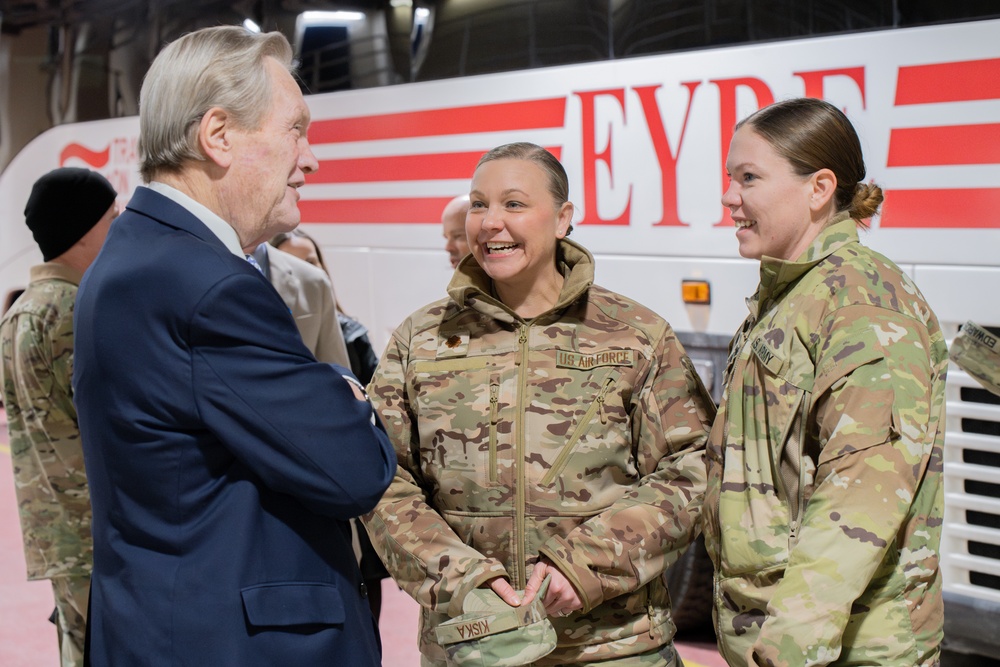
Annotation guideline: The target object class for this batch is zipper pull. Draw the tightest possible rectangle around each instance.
[489,381,500,424]
[518,325,528,345]
[597,376,614,424]
[488,377,500,484]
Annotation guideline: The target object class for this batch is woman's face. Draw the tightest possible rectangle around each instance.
[467,158,572,293]
[277,235,322,269]
[722,126,820,262]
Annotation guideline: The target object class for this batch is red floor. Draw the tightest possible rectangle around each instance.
[0,407,723,666]
[0,409,62,666]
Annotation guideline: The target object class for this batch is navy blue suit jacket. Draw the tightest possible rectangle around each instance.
[73,187,396,666]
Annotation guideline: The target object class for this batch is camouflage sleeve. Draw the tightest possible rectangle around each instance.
[363,323,508,617]
[1,307,91,579]
[949,321,1000,397]
[750,306,946,666]
[537,325,715,613]
[4,308,84,472]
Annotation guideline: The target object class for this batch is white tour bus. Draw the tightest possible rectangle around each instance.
[1,17,998,658]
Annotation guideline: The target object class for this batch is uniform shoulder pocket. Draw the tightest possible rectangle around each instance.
[815,329,899,462]
[814,326,894,401]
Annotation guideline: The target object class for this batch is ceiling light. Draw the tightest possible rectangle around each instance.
[301,11,366,25]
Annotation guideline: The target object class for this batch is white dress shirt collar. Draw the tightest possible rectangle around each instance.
[147,181,244,257]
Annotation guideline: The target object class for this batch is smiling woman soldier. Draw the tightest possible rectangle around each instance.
[364,142,715,666]
[704,97,948,667]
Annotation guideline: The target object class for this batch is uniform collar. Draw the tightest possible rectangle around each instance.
[29,261,84,286]
[755,212,859,307]
[446,237,595,323]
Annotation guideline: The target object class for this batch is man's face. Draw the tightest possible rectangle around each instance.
[228,58,319,248]
[442,205,470,269]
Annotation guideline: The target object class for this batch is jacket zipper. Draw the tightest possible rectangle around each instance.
[714,336,749,667]
[488,375,500,483]
[514,324,529,589]
[539,373,616,487]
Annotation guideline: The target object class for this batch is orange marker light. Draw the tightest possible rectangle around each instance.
[682,280,711,305]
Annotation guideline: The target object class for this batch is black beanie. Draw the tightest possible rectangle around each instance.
[24,167,118,261]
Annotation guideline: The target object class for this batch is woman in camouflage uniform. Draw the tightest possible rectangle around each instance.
[364,142,715,666]
[704,98,947,666]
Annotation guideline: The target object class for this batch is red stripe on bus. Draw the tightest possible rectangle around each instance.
[880,188,1000,228]
[311,152,483,183]
[309,98,567,143]
[299,197,455,224]
[895,58,1000,105]
[887,124,1000,166]
[59,143,110,168]
[310,146,563,183]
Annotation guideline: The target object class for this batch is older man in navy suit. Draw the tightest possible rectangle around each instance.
[73,26,395,666]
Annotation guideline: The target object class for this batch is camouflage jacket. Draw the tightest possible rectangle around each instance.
[703,215,947,667]
[0,262,92,580]
[365,238,714,665]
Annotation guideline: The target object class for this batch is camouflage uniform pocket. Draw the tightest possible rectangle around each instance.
[718,346,808,576]
[539,368,621,487]
[412,357,498,494]
[715,565,784,659]
[814,335,899,465]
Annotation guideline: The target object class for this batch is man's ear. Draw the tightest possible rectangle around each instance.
[199,107,233,168]
[809,168,837,212]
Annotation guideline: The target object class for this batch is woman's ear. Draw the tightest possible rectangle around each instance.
[555,201,574,239]
[809,168,837,212]
[198,107,233,169]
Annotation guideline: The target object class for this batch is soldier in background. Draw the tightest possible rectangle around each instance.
[441,194,471,269]
[0,167,119,667]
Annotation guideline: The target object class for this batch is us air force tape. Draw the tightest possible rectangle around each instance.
[435,575,557,667]
[950,320,1000,397]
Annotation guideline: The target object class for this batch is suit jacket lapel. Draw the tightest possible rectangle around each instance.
[125,186,231,252]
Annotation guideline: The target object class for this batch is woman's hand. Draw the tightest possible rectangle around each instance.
[488,561,583,616]
[488,576,522,607]
[522,560,583,617]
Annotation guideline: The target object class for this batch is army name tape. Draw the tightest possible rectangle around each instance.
[963,321,998,350]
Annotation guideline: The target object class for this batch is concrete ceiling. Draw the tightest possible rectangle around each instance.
[0,0,393,35]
